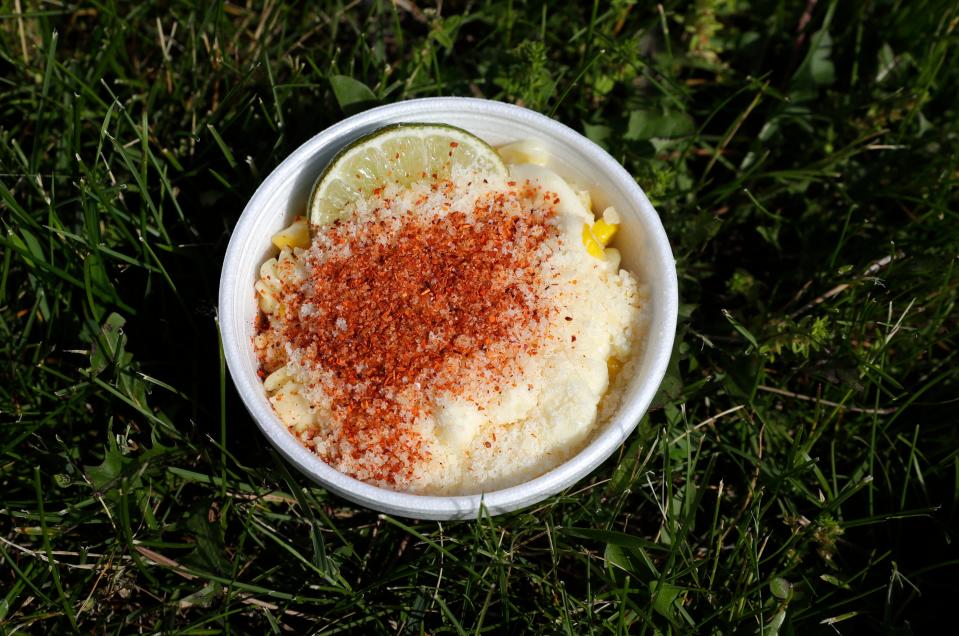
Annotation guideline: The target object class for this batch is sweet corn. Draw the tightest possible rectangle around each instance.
[582,223,606,259]
[259,257,279,290]
[264,365,293,392]
[271,217,310,250]
[591,218,618,245]
[602,206,621,225]
[255,280,279,313]
[497,140,549,166]
[269,383,313,432]
[582,210,620,260]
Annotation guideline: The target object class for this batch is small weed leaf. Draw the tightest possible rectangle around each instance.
[184,502,232,576]
[759,315,832,361]
[84,432,129,494]
[89,312,127,376]
[177,583,221,609]
[722,309,760,353]
[82,253,115,320]
[770,577,793,600]
[791,2,838,100]
[763,609,787,636]
[608,434,646,494]
[650,581,687,627]
[582,122,613,149]
[18,228,47,266]
[604,543,659,581]
[330,75,377,112]
[428,14,476,51]
[626,109,695,141]
[819,574,851,590]
[798,30,836,88]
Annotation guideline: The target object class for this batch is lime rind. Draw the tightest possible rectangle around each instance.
[308,123,508,228]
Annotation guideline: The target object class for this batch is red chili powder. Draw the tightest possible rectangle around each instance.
[278,180,559,484]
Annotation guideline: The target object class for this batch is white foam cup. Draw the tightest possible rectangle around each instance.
[219,97,678,519]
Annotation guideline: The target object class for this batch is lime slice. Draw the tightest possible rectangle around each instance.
[308,123,508,227]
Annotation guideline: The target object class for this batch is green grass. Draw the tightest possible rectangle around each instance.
[2,0,958,633]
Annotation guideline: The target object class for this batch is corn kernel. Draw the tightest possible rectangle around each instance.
[270,384,313,432]
[592,219,618,245]
[271,217,310,250]
[497,140,549,166]
[602,206,621,225]
[264,365,292,392]
[260,257,278,279]
[255,280,278,313]
[582,223,606,259]
[258,258,280,295]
